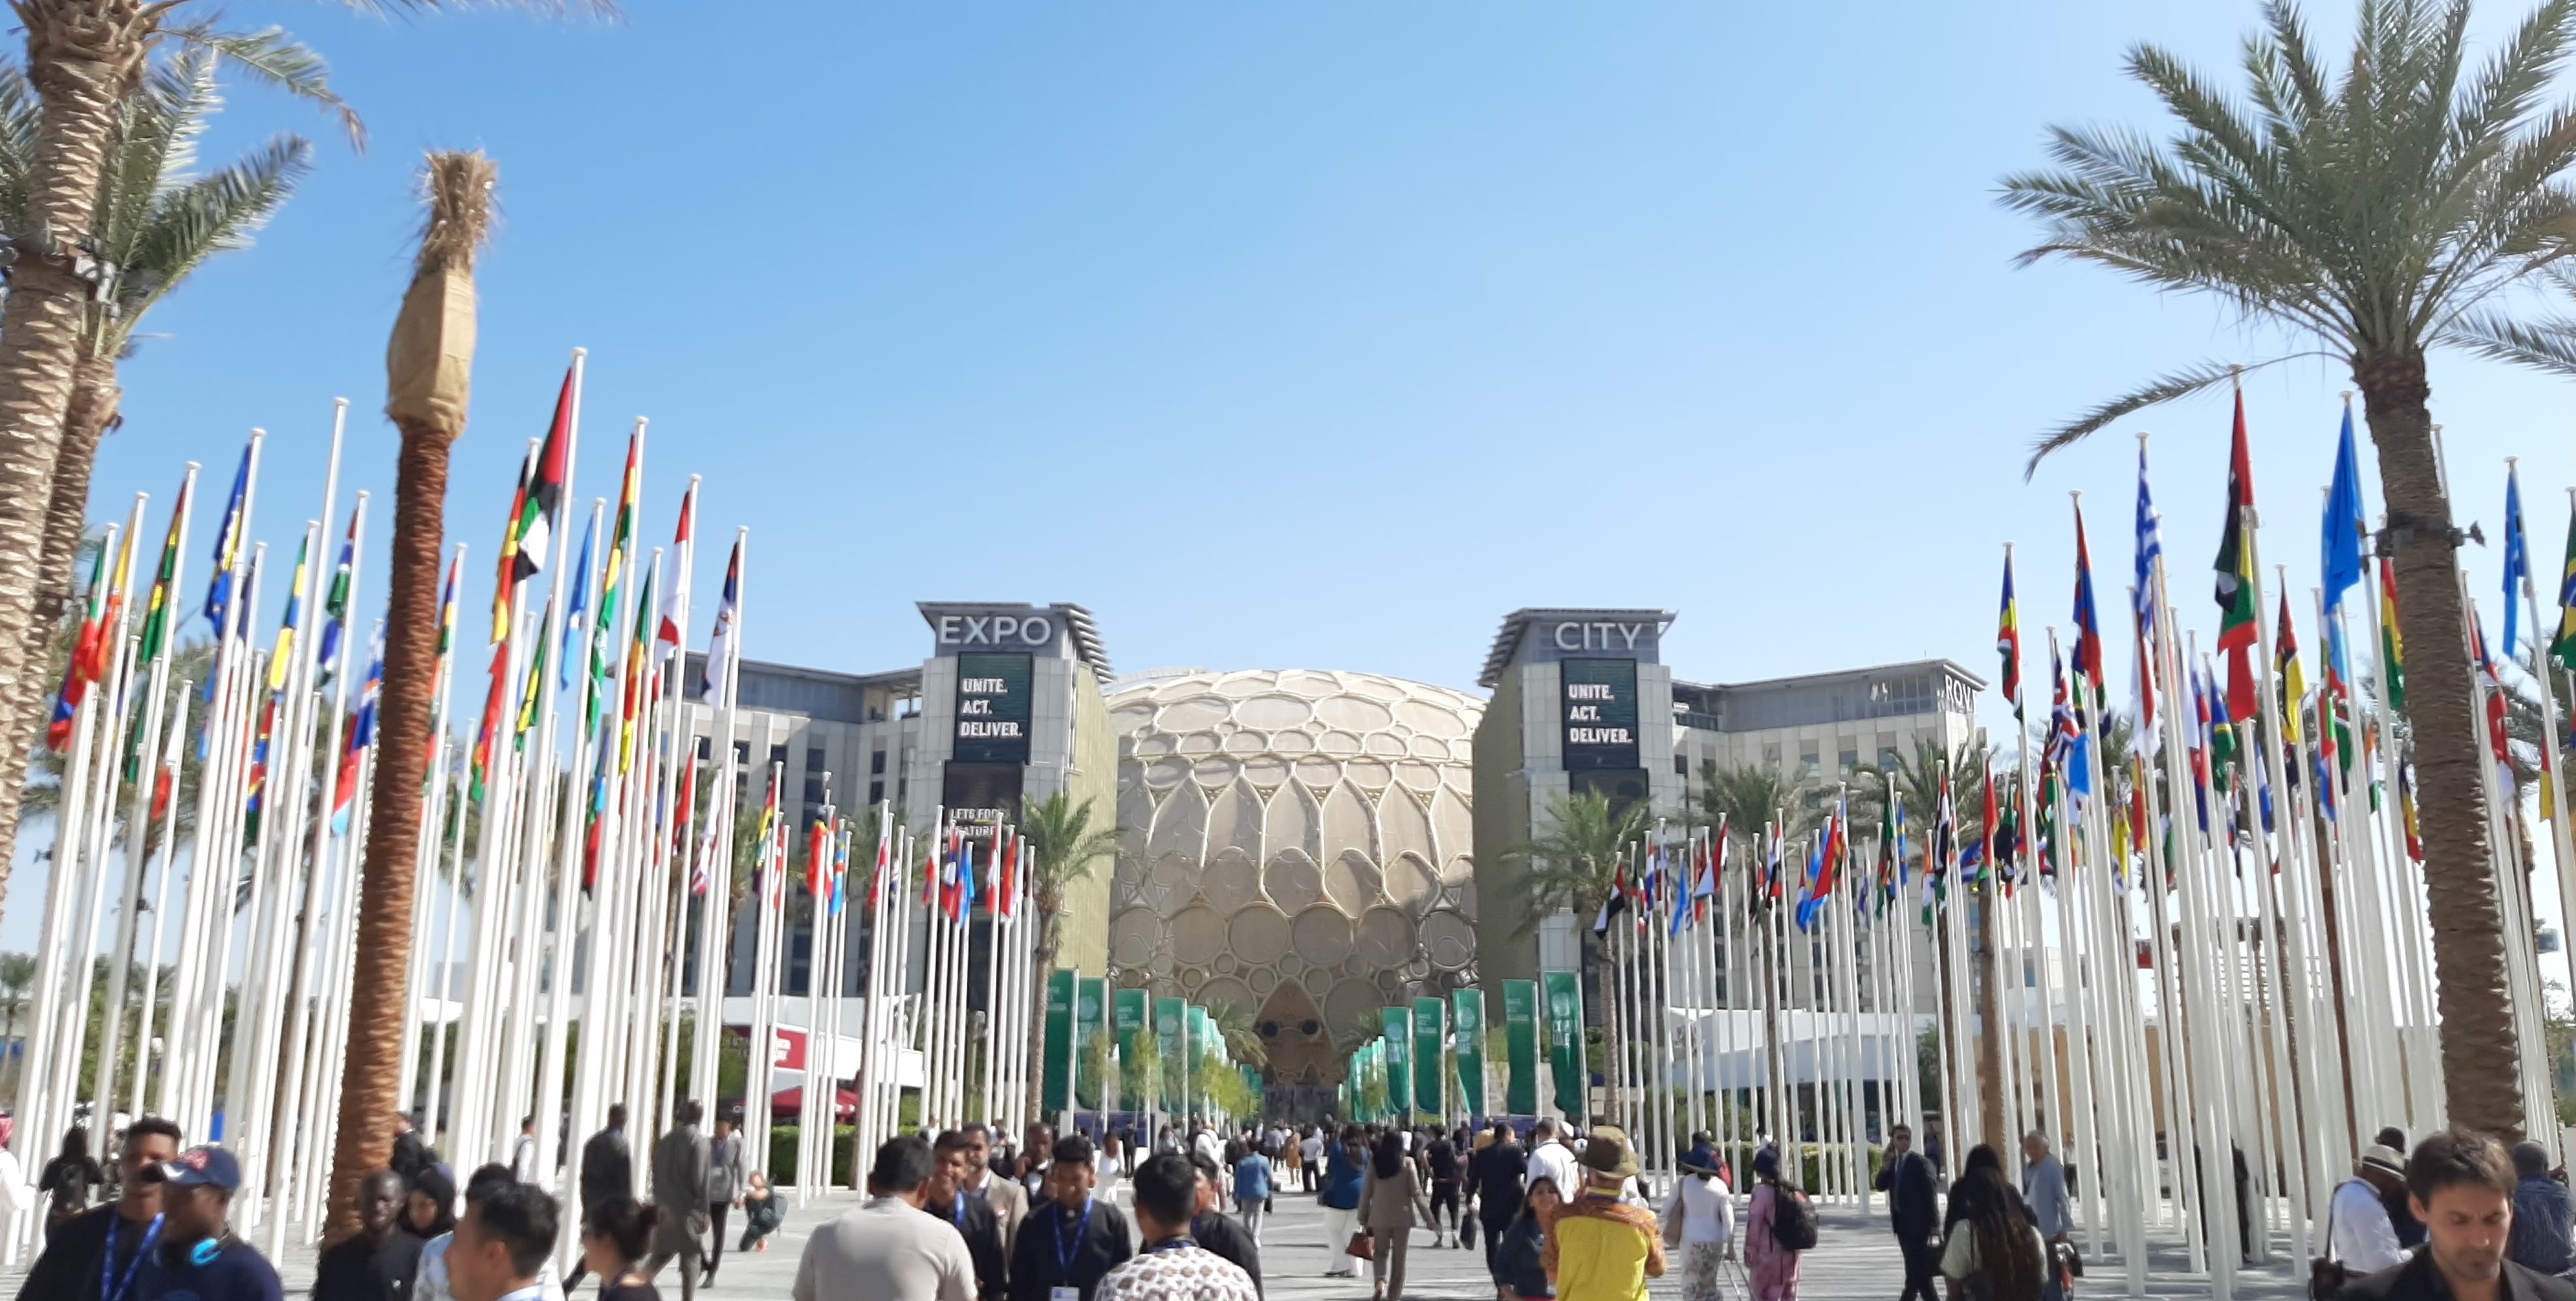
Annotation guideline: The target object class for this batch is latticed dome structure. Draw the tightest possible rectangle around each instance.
[1106,669,1481,1097]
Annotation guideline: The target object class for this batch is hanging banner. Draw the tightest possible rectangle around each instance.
[1042,969,1078,1112]
[1413,997,1445,1117]
[1381,1006,1413,1122]
[1452,988,1487,1118]
[1503,980,1539,1115]
[1541,969,1585,1118]
[1155,995,1185,1117]
[1075,977,1108,1109]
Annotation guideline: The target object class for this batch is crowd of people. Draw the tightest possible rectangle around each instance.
[12,1102,2576,1301]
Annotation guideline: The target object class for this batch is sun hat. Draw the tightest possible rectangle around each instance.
[1578,1125,1641,1179]
[2359,1144,2407,1180]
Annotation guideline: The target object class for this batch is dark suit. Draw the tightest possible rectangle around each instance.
[1192,1210,1264,1299]
[1876,1149,1939,1301]
[2331,1252,2576,1301]
[641,1123,711,1301]
[1006,1196,1132,1301]
[932,1194,1010,1301]
[579,1126,634,1212]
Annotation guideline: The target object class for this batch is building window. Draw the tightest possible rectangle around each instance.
[695,736,711,760]
[871,750,887,775]
[868,780,884,806]
[768,744,788,769]
[803,777,825,803]
[1673,755,1688,777]
[1880,746,1901,771]
[1764,743,1782,771]
[732,740,749,763]
[1799,743,1820,780]
[807,747,826,775]
[1839,747,1859,774]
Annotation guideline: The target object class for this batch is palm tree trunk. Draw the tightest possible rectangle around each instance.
[2357,347,2524,1138]
[1972,881,2008,1150]
[0,2,153,917]
[0,355,118,879]
[1023,897,1057,1125]
[325,423,445,1238]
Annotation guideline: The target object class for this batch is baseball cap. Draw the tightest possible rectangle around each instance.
[157,1145,242,1191]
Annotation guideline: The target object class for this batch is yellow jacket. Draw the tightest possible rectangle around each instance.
[1543,1191,1667,1301]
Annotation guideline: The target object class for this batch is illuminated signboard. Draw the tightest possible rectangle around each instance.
[952,652,1033,765]
[1560,658,1639,771]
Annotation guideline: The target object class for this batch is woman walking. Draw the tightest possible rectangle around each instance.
[1359,1129,1436,1301]
[1321,1124,1367,1279]
[1662,1153,1735,1301]
[1940,1163,2050,1301]
[1490,1175,1562,1301]
[35,1127,103,1235]
[1743,1148,1803,1301]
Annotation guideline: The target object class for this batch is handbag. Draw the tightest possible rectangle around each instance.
[2310,1183,2350,1301]
[1462,1214,1479,1249]
[1347,1230,1375,1259]
[2054,1240,2084,1279]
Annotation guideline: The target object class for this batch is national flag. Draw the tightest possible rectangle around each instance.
[1669,837,1696,937]
[2473,612,2512,775]
[701,539,740,699]
[562,509,596,697]
[469,640,508,803]
[492,441,535,637]
[1797,796,1846,931]
[1981,759,2004,881]
[47,538,114,750]
[2551,494,2576,674]
[514,596,552,747]
[1924,777,1955,922]
[2045,649,2078,771]
[2379,557,2407,709]
[242,688,278,843]
[436,551,462,659]
[2507,463,2533,657]
[655,487,694,667]
[995,833,1018,919]
[1593,852,1629,935]
[590,429,643,729]
[135,470,191,664]
[266,536,309,694]
[76,522,137,688]
[331,633,384,833]
[512,369,574,585]
[1996,552,2022,719]
[2214,387,2261,717]
[202,442,250,634]
[314,506,357,677]
[830,822,850,915]
[2134,447,2162,752]
[2278,592,2306,746]
[2072,503,2106,715]
[2322,401,2368,614]
[2398,761,2424,861]
[679,748,707,896]
[807,804,833,903]
[617,564,655,773]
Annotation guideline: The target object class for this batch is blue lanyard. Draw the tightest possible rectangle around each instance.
[1053,1198,1093,1277]
[950,1197,966,1229]
[101,1213,163,1301]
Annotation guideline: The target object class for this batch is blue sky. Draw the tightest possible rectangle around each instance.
[20,1,2576,953]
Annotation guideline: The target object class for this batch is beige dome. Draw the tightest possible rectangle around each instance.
[1106,669,1483,1087]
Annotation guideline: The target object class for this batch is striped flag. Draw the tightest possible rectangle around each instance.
[202,442,250,633]
[331,632,384,833]
[135,470,192,664]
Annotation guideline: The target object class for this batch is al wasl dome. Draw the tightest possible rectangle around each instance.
[1106,669,1482,1106]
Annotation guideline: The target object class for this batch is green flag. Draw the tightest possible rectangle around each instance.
[1413,997,1445,1117]
[1452,989,1487,1117]
[1503,980,1539,1115]
[1382,1007,1412,1123]
[1042,969,1076,1112]
[1542,971,1585,1118]
[1075,978,1107,1110]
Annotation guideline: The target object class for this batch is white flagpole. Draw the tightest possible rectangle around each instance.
[126,671,194,1120]
[421,743,473,1150]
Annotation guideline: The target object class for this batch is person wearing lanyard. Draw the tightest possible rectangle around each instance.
[16,1114,182,1301]
[440,1181,559,1301]
[134,1146,282,1301]
[927,1131,1008,1301]
[1007,1136,1131,1301]
[1093,1153,1257,1301]
[792,1136,974,1301]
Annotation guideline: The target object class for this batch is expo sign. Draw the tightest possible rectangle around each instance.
[935,613,1055,649]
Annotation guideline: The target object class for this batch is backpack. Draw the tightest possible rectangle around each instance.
[1769,1183,1818,1252]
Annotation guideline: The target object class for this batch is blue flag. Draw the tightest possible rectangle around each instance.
[2505,464,2531,658]
[562,511,597,691]
[202,443,251,633]
[2323,406,2367,614]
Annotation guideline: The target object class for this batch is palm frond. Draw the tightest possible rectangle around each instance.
[2455,304,2576,371]
[165,24,362,148]
[117,133,312,341]
[2022,357,2328,477]
[326,0,622,16]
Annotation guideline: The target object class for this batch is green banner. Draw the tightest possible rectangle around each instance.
[1452,988,1487,1117]
[1074,977,1107,1108]
[1381,1006,1412,1122]
[1114,988,1150,1110]
[1503,980,1539,1115]
[1542,970,1585,1118]
[1042,969,1077,1112]
[1155,996,1184,1116]
[1413,997,1445,1116]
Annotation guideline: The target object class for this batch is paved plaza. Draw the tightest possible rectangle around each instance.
[1,1176,2330,1300]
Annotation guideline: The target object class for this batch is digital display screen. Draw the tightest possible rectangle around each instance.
[1560,658,1639,771]
[953,652,1033,764]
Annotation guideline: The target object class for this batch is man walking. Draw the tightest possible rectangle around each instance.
[1186,1152,1263,1296]
[143,1146,285,1301]
[1528,1119,1581,1200]
[2332,1129,2576,1300]
[641,1101,713,1301]
[2329,1144,2415,1277]
[1007,1136,1131,1301]
[1543,1125,1664,1301]
[927,1131,1008,1301]
[564,1105,634,1292]
[962,1124,1030,1256]
[15,1114,181,1301]
[792,1136,974,1301]
[2022,1131,2073,1249]
[1093,1153,1257,1301]
[705,1115,747,1287]
[1876,1123,1939,1301]
[443,1181,560,1301]
[1469,1119,1526,1277]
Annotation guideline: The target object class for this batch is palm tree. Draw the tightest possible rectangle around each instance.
[0,950,32,1093]
[1505,788,1649,1121]
[1016,790,1123,1119]
[1695,761,1823,861]
[1998,0,2576,1136]
[325,150,492,1240]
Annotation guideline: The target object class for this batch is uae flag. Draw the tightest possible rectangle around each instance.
[511,369,574,585]
[2212,389,2261,716]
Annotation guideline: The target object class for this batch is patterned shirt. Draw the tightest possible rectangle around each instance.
[1094,1241,1259,1301]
